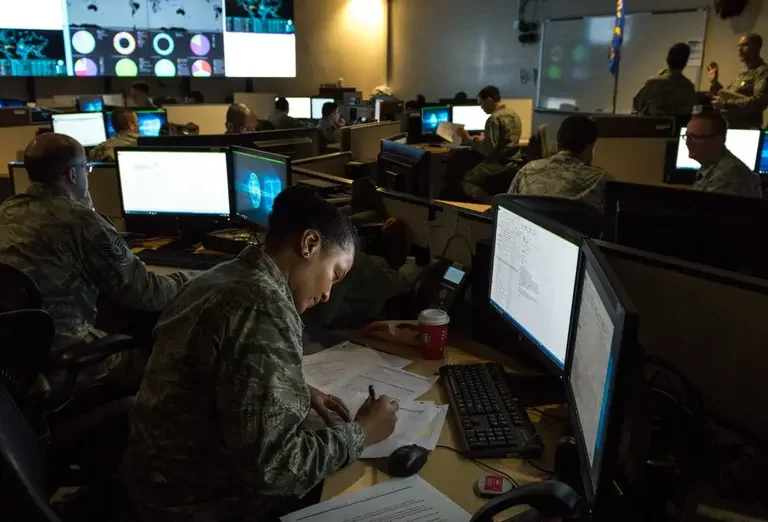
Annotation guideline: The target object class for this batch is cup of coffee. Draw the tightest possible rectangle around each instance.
[418,309,450,360]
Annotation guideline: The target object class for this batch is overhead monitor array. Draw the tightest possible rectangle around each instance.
[1,0,295,78]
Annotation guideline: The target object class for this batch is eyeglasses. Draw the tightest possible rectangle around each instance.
[683,132,718,141]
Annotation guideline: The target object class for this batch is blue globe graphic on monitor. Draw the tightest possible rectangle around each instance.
[248,172,262,209]
[262,176,282,212]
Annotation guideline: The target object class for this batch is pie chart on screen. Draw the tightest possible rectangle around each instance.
[72,30,96,54]
[74,58,98,76]
[189,34,211,56]
[191,59,212,77]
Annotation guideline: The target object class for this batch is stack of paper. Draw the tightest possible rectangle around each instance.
[360,400,448,458]
[303,341,411,390]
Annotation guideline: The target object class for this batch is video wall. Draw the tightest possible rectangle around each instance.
[0,0,295,78]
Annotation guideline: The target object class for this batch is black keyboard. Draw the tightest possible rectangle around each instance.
[440,363,544,459]
[138,249,236,270]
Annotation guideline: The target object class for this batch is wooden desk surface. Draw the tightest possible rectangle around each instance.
[436,199,492,214]
[321,327,565,518]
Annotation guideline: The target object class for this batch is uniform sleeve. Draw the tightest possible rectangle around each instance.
[724,70,768,113]
[632,83,649,114]
[216,300,365,497]
[701,170,759,198]
[77,211,190,310]
[471,117,501,156]
[508,168,524,194]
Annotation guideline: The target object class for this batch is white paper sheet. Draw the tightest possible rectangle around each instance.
[303,342,411,391]
[360,401,440,458]
[437,121,465,144]
[413,404,449,451]
[280,475,471,522]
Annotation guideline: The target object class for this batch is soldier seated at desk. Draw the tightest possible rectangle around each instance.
[508,115,613,209]
[89,107,140,162]
[122,186,399,522]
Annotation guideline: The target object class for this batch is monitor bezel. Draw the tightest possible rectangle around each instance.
[104,108,168,138]
[564,239,640,508]
[114,146,233,219]
[676,125,763,172]
[51,111,108,147]
[230,145,292,230]
[310,97,336,120]
[75,95,104,113]
[488,197,584,376]
[420,105,452,135]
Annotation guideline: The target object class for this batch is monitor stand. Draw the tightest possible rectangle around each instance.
[504,373,566,408]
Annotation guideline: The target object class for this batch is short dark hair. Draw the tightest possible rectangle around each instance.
[321,102,338,119]
[667,43,691,70]
[131,81,150,94]
[275,97,289,112]
[24,134,82,184]
[266,186,357,253]
[691,109,728,136]
[454,91,468,101]
[557,115,599,154]
[185,90,205,103]
[112,107,136,133]
[745,32,763,51]
[478,86,501,102]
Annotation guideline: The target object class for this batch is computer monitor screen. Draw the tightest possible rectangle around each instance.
[489,203,581,370]
[278,97,311,119]
[101,94,125,107]
[106,109,167,138]
[116,149,230,216]
[77,95,103,112]
[676,127,761,170]
[758,130,768,174]
[421,106,451,134]
[311,97,335,119]
[452,105,489,132]
[51,112,107,147]
[232,147,290,228]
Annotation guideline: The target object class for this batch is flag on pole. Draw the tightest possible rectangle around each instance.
[609,0,625,75]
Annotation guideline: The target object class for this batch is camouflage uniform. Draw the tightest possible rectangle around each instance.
[122,245,365,522]
[633,69,697,116]
[317,118,341,144]
[267,111,304,130]
[711,61,768,129]
[508,151,614,209]
[462,105,523,202]
[88,131,140,162]
[693,149,762,198]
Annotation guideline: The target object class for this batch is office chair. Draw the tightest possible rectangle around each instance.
[500,194,602,237]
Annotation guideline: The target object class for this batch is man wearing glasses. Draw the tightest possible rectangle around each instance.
[686,111,762,198]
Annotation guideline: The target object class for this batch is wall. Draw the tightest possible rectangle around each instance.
[0,0,387,103]
[389,0,768,101]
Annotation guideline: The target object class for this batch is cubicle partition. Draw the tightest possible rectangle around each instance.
[341,121,402,162]
[293,152,352,178]
[0,125,43,177]
[233,92,276,119]
[163,104,230,135]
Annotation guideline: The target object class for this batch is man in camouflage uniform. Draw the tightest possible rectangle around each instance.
[633,43,697,117]
[508,115,613,209]
[316,101,345,144]
[0,134,190,386]
[458,86,522,203]
[710,33,768,129]
[88,107,140,162]
[685,112,762,198]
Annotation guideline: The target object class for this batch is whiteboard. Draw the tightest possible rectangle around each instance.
[537,9,708,114]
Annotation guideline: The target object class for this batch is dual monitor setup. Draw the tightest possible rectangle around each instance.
[673,125,768,175]
[278,96,335,120]
[114,146,291,230]
[489,197,639,505]
[421,105,489,135]
[51,109,169,147]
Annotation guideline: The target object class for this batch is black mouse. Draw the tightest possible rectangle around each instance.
[387,444,430,477]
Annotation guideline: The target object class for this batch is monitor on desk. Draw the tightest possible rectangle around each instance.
[675,126,762,171]
[101,93,126,107]
[420,106,451,135]
[115,147,231,217]
[758,130,768,174]
[377,140,432,197]
[489,198,582,373]
[452,105,489,133]
[278,97,312,119]
[106,109,167,138]
[566,239,640,508]
[232,147,290,229]
[311,97,335,120]
[52,112,107,148]
[77,95,104,113]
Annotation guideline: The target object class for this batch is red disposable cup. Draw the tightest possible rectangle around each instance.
[418,309,450,360]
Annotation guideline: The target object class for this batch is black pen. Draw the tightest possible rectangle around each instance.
[368,384,376,401]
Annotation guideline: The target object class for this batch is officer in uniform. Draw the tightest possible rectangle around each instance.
[268,97,303,130]
[508,115,613,209]
[89,107,140,161]
[316,102,346,144]
[457,85,522,204]
[709,33,768,128]
[633,43,697,116]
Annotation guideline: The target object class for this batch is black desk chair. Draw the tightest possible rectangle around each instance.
[499,194,602,237]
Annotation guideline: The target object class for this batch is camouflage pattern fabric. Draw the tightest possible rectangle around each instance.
[633,69,697,116]
[508,151,615,209]
[267,111,304,130]
[711,61,768,128]
[317,118,341,144]
[88,131,140,162]
[693,149,762,198]
[467,104,523,165]
[123,245,365,522]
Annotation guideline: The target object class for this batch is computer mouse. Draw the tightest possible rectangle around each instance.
[387,444,430,477]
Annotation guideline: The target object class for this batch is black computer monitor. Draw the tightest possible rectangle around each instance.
[377,140,432,197]
[76,95,104,113]
[232,147,291,230]
[489,198,583,374]
[420,105,451,135]
[106,108,167,138]
[51,112,108,148]
[565,239,640,511]
[757,129,768,175]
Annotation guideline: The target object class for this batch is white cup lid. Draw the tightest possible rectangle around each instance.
[418,308,450,326]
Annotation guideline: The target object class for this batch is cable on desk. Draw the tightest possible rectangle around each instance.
[526,460,555,476]
[436,445,519,488]
[527,407,568,421]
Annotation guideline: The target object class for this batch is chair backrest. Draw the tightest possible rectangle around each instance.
[0,310,54,400]
[0,263,42,313]
[504,194,601,237]
[0,381,60,522]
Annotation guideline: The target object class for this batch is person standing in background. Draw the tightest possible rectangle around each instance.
[633,43,697,116]
[129,82,155,108]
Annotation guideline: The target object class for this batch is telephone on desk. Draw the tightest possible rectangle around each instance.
[410,258,471,314]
